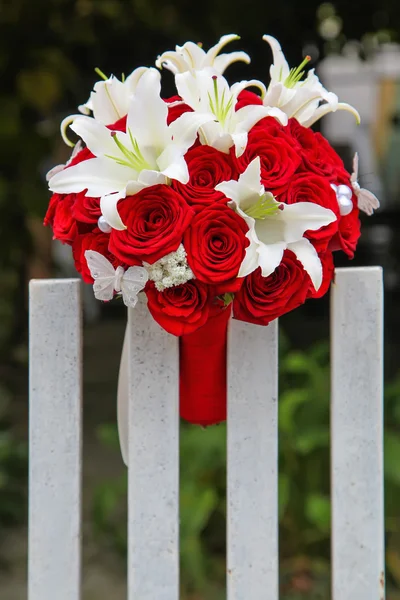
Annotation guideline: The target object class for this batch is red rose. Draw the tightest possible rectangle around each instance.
[145,279,213,336]
[69,146,95,167]
[107,115,127,133]
[283,173,339,251]
[45,193,77,245]
[109,185,194,265]
[73,191,101,224]
[172,146,238,212]
[44,193,60,228]
[235,90,263,111]
[307,250,335,299]
[165,95,193,125]
[250,115,291,138]
[288,119,348,182]
[329,200,361,258]
[233,251,312,325]
[72,229,118,283]
[238,124,301,192]
[184,203,249,286]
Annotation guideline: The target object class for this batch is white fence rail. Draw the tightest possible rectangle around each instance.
[28,266,384,600]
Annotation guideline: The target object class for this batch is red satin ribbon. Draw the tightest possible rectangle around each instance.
[179,306,232,426]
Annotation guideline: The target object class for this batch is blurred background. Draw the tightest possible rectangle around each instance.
[1,0,400,598]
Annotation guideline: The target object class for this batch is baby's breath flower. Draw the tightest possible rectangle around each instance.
[145,245,194,291]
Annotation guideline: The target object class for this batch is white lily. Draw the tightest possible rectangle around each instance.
[78,67,149,122]
[60,67,150,146]
[156,34,250,75]
[174,70,287,157]
[49,68,209,230]
[215,157,337,290]
[262,35,360,127]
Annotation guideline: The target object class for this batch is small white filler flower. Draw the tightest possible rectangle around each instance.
[145,245,194,291]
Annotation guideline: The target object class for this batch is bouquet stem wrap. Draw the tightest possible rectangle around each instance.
[179,306,232,426]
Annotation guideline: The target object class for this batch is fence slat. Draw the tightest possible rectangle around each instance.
[29,279,82,600]
[331,266,385,600]
[227,318,279,600]
[127,297,180,600]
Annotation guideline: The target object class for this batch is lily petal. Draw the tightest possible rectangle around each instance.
[100,190,128,231]
[213,51,251,73]
[235,104,288,133]
[231,78,267,100]
[136,170,167,187]
[156,145,189,183]
[231,131,249,157]
[205,34,242,65]
[287,238,323,290]
[124,66,150,92]
[90,76,128,123]
[235,156,264,197]
[253,202,335,246]
[180,42,207,68]
[168,110,215,151]
[174,71,203,111]
[49,157,134,197]
[60,114,84,147]
[262,35,290,82]
[278,202,337,243]
[301,102,361,128]
[238,229,260,277]
[263,82,285,108]
[257,241,286,278]
[127,68,169,152]
[156,51,188,74]
[216,180,241,203]
[70,116,123,158]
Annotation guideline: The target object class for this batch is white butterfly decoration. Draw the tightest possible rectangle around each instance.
[85,250,148,308]
[351,152,380,216]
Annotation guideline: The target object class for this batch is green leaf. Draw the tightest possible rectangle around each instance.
[181,484,217,537]
[279,389,310,434]
[305,493,331,533]
[385,432,400,486]
[295,429,330,455]
[97,423,120,448]
[282,351,314,375]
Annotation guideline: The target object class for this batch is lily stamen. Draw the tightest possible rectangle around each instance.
[284,55,311,88]
[244,192,280,220]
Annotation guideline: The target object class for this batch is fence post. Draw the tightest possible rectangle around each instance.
[331,266,385,600]
[127,297,180,600]
[227,318,279,600]
[28,279,82,600]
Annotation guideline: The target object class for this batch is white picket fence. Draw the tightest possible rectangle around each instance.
[28,266,385,600]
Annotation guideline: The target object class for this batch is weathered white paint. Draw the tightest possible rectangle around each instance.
[127,296,180,600]
[28,279,82,600]
[227,318,279,600]
[331,267,385,600]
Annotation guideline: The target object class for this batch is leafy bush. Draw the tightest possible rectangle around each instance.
[93,332,400,598]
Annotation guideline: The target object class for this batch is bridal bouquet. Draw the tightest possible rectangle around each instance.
[45,34,379,425]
